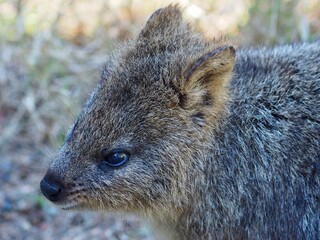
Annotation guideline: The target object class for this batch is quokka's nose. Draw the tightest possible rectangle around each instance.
[40,177,62,202]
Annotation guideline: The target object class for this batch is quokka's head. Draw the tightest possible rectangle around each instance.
[40,5,235,216]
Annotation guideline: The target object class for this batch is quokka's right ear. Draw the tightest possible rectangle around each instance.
[138,4,183,41]
[179,46,236,127]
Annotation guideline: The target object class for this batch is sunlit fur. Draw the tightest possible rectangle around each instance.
[43,5,320,240]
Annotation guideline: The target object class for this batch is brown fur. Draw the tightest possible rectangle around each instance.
[41,5,320,239]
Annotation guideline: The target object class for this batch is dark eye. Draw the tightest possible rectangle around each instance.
[102,149,130,167]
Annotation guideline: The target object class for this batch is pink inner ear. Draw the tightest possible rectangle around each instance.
[185,46,229,82]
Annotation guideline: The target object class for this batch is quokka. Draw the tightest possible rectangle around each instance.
[41,5,320,240]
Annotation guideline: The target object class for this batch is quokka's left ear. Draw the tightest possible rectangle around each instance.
[138,5,183,41]
[180,46,236,126]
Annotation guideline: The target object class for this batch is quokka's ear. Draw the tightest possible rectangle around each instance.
[180,46,236,126]
[138,5,183,40]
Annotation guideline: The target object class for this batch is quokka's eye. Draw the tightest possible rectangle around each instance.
[102,149,130,167]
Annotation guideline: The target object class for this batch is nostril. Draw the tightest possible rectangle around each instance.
[40,178,62,202]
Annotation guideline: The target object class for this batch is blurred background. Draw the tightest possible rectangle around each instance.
[0,0,319,239]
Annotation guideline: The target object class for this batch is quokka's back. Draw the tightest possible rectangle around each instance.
[40,5,320,240]
[206,42,320,239]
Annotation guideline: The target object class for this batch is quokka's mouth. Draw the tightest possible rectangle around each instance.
[59,202,80,210]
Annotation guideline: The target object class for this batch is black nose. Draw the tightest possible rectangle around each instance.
[40,178,62,202]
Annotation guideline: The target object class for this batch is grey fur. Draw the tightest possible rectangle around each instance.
[41,5,320,240]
